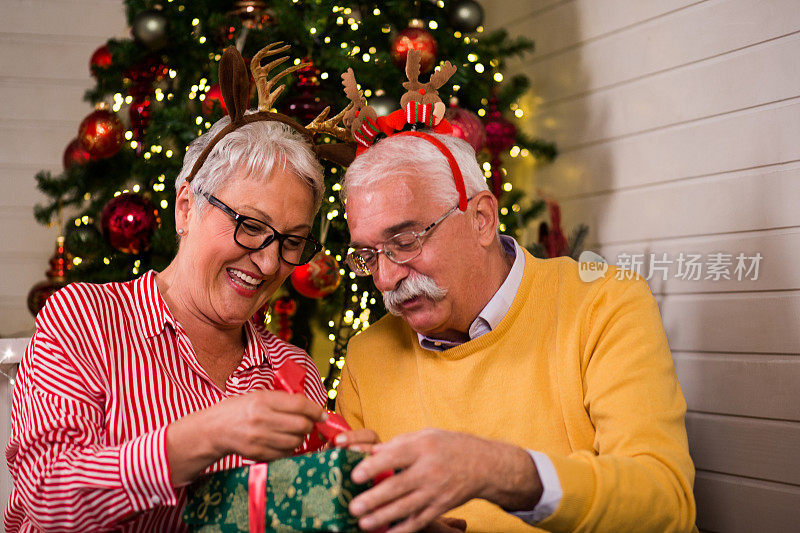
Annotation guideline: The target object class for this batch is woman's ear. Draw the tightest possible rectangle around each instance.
[471,190,499,247]
[175,181,194,233]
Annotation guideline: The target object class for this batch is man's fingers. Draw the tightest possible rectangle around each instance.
[387,506,442,533]
[350,468,418,517]
[334,428,379,447]
[351,445,415,484]
[421,517,469,533]
[348,443,377,454]
[357,488,431,531]
[439,517,467,531]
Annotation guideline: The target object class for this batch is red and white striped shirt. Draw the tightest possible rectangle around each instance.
[5,270,327,532]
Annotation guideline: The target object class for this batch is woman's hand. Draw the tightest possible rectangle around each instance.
[211,390,326,460]
[166,389,326,487]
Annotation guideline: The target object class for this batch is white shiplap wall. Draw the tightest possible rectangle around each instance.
[0,0,127,337]
[484,0,800,531]
[0,1,127,523]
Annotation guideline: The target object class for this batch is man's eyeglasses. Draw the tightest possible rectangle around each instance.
[204,194,321,266]
[344,204,460,277]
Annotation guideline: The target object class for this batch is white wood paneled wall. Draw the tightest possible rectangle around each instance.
[484,0,800,531]
[0,0,127,337]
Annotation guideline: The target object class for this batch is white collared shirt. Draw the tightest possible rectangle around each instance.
[417,235,562,523]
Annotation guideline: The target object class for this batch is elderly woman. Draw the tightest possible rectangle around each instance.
[5,112,335,532]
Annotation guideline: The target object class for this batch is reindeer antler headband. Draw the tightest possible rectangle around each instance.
[341,50,468,211]
[185,43,356,183]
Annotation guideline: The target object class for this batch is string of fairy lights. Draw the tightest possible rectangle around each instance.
[62,0,540,401]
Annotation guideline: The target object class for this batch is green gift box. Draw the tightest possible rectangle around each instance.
[183,449,370,532]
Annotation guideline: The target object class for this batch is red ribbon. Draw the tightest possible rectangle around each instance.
[248,463,268,533]
[395,131,468,212]
[243,360,361,532]
[351,109,467,212]
[273,358,353,442]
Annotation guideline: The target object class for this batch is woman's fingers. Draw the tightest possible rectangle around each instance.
[265,390,327,421]
[214,389,325,460]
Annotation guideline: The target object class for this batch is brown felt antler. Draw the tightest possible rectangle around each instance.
[341,68,378,136]
[184,43,356,183]
[218,46,250,124]
[400,50,457,109]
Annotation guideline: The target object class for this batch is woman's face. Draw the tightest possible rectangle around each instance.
[176,166,316,328]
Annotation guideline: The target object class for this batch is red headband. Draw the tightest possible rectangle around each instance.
[394,131,468,211]
[342,50,468,211]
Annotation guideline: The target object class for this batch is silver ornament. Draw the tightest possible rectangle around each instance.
[132,10,169,51]
[370,94,397,117]
[450,0,484,33]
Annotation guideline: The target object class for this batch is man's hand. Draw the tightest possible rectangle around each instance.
[423,517,467,533]
[348,428,543,533]
[334,428,380,452]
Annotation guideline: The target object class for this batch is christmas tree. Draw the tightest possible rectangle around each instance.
[32,0,580,404]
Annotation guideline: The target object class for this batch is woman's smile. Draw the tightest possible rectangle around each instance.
[226,267,264,297]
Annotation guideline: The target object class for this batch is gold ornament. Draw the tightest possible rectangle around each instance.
[230,0,273,30]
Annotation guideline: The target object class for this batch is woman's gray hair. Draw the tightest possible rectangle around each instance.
[175,112,324,213]
[340,133,488,206]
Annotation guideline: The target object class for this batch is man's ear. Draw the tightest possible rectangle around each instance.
[471,190,499,247]
[175,181,194,232]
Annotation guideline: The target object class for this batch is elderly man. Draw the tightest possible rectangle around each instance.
[333,132,697,533]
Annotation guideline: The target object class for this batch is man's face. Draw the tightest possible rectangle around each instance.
[346,175,483,338]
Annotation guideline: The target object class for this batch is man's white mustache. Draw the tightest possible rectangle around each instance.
[382,274,447,315]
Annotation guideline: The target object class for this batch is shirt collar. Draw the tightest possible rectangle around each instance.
[418,235,526,351]
[135,270,169,339]
[242,319,272,369]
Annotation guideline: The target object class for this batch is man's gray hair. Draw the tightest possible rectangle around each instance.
[175,112,324,213]
[340,133,488,206]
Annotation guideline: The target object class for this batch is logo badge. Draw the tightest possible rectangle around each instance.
[578,251,608,282]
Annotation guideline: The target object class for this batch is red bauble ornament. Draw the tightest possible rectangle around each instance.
[445,103,486,153]
[391,19,438,73]
[89,45,112,74]
[101,193,160,254]
[230,0,275,30]
[27,281,64,317]
[78,108,125,159]
[124,56,169,90]
[63,137,92,169]
[202,84,227,115]
[483,96,518,198]
[283,61,328,123]
[290,252,342,299]
[483,107,517,154]
[27,236,70,316]
[129,95,151,144]
[272,296,297,342]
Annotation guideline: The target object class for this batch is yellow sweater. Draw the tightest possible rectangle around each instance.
[337,252,697,532]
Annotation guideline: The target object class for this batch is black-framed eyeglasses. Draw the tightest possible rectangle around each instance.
[204,193,322,266]
[344,203,460,277]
